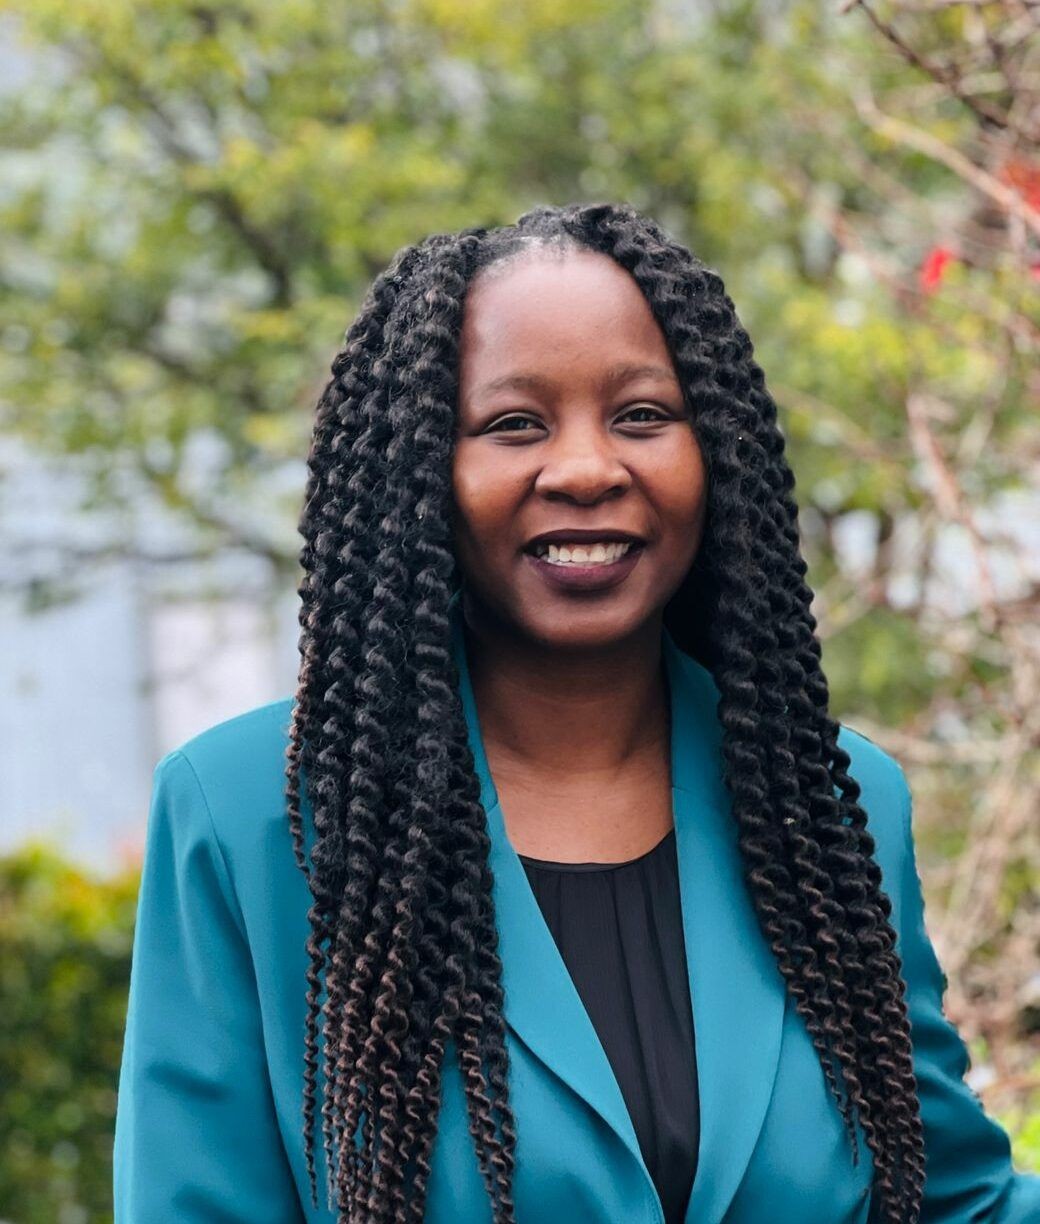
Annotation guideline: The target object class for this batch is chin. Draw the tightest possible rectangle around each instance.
[517,602,651,646]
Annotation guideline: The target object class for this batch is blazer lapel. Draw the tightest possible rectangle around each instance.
[448,593,787,1223]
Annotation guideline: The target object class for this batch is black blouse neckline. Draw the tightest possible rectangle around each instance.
[516,826,675,873]
[517,818,697,1221]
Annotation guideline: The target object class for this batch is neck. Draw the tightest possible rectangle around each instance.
[459,594,670,795]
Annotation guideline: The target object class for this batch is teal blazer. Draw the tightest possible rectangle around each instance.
[114,596,1040,1222]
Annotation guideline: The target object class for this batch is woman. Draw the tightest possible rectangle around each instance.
[113,202,1040,1224]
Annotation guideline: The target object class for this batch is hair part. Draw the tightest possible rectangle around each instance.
[286,201,925,1223]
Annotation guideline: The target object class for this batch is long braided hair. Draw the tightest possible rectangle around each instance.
[285,201,926,1224]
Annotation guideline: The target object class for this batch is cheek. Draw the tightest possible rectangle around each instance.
[451,449,522,546]
[650,435,708,536]
[450,450,484,537]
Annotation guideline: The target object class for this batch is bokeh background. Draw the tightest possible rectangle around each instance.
[1,0,1038,1219]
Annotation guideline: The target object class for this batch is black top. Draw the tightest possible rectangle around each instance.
[518,827,699,1224]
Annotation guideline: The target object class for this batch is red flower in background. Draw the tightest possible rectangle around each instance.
[919,244,956,292]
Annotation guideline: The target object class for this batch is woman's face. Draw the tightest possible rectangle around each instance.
[452,248,708,649]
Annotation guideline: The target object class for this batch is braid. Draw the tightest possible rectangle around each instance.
[289,239,421,1202]
[287,201,925,1222]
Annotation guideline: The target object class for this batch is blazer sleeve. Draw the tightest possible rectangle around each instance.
[113,749,305,1223]
[892,764,1040,1222]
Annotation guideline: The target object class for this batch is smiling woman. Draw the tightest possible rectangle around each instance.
[113,201,1040,1224]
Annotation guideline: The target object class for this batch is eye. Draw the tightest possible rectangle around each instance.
[620,403,672,423]
[483,414,542,434]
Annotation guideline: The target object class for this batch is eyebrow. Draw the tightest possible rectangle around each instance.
[474,361,679,398]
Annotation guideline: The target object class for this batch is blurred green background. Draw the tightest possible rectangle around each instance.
[0,0,1037,1219]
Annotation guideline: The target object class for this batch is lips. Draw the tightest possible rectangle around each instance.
[523,539,646,592]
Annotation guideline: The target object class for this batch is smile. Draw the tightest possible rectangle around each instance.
[523,540,645,592]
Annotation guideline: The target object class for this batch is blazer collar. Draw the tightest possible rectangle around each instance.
[448,590,787,1223]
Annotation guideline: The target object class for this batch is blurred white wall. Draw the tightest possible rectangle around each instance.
[0,436,300,873]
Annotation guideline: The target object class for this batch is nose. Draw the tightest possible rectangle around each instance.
[532,419,633,504]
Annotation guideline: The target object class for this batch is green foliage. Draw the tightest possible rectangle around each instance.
[824,606,935,723]
[0,0,927,540]
[0,843,138,1224]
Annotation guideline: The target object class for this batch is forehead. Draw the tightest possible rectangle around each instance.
[458,249,674,390]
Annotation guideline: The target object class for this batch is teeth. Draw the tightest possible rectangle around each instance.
[533,541,634,565]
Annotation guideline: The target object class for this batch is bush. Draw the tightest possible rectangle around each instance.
[0,844,138,1224]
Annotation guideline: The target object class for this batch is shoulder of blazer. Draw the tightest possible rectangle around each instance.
[675,645,910,850]
[837,720,909,798]
[155,697,297,861]
[677,643,911,886]
[166,696,295,778]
